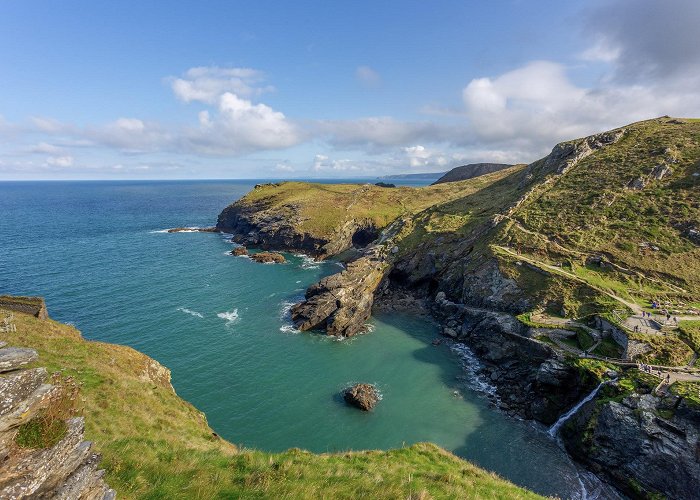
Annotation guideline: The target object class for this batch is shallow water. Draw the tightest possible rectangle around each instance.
[0,180,597,498]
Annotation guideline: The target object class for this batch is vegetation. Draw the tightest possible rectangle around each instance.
[628,331,695,366]
[15,372,79,449]
[678,320,700,353]
[5,313,540,499]
[670,381,700,409]
[592,338,624,359]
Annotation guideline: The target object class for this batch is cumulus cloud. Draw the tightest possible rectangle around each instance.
[30,142,64,154]
[169,66,274,104]
[87,118,170,153]
[356,66,381,87]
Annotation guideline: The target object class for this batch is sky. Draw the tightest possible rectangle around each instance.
[1,0,700,180]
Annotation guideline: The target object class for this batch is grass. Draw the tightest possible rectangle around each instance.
[628,332,694,366]
[592,338,624,359]
[3,312,541,499]
[669,381,700,409]
[15,372,80,449]
[678,320,700,353]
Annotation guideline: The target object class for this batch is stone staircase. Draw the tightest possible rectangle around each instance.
[0,343,114,499]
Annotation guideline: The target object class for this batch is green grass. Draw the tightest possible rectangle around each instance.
[669,381,700,409]
[678,320,700,353]
[592,338,624,359]
[15,418,67,449]
[628,332,694,365]
[4,312,541,499]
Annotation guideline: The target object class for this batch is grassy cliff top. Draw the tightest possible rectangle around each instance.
[234,168,524,238]
[4,312,540,499]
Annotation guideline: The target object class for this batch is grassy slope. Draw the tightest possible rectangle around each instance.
[507,118,700,307]
[4,312,540,499]
[237,169,523,239]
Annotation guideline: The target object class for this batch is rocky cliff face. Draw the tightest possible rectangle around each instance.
[0,344,114,499]
[432,293,597,423]
[216,184,380,259]
[561,392,700,500]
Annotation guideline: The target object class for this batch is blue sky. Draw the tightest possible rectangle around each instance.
[1,0,699,179]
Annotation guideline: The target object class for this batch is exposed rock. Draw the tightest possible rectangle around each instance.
[432,163,512,185]
[627,177,646,190]
[166,227,219,233]
[250,251,286,264]
[291,248,387,336]
[651,163,672,180]
[374,182,396,188]
[0,347,39,372]
[217,193,380,259]
[562,392,700,500]
[343,383,379,411]
[230,246,248,256]
[0,346,114,499]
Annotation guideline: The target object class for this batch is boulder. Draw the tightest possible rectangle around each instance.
[230,246,248,257]
[250,252,286,264]
[0,347,39,373]
[343,384,380,411]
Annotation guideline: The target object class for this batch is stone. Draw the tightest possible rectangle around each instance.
[250,251,286,264]
[343,384,380,411]
[230,246,248,256]
[0,347,39,373]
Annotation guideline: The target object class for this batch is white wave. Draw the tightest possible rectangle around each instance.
[295,254,321,269]
[296,280,302,284]
[279,324,300,334]
[178,307,204,318]
[217,309,240,326]
[151,226,204,233]
[449,341,500,403]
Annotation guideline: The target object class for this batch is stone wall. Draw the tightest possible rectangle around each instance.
[0,296,48,320]
[595,316,629,359]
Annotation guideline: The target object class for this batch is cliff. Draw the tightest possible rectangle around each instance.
[0,301,540,499]
[217,117,700,497]
[431,163,513,185]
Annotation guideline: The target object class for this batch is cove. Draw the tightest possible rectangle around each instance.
[0,180,592,498]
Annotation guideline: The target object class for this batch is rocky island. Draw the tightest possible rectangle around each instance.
[217,117,700,499]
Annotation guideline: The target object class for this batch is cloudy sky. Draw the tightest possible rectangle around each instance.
[1,0,699,180]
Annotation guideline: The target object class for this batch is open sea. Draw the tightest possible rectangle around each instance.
[0,179,609,498]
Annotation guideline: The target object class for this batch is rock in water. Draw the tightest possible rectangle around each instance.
[230,246,248,256]
[343,384,379,411]
[250,251,285,263]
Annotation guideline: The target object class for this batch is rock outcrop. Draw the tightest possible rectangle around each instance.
[230,246,248,257]
[250,251,285,264]
[0,345,114,499]
[343,384,380,411]
[432,163,512,185]
[562,391,700,500]
[291,246,388,337]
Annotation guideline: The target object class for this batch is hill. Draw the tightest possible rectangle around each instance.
[431,163,513,185]
[379,172,445,180]
[0,308,540,499]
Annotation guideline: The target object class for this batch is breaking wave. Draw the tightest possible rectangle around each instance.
[177,307,204,318]
[217,309,240,326]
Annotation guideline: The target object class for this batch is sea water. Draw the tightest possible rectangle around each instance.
[0,180,600,498]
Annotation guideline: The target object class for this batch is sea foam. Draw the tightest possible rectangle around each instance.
[217,309,240,326]
[177,307,204,318]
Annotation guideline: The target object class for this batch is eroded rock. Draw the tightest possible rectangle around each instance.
[250,251,285,264]
[343,384,379,411]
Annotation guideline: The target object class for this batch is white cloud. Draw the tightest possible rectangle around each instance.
[45,155,74,167]
[170,66,274,104]
[318,117,453,150]
[274,163,294,172]
[30,142,64,154]
[356,66,381,87]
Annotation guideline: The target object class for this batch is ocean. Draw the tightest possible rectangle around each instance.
[0,179,602,498]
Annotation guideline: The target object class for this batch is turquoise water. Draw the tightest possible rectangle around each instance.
[0,180,590,498]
